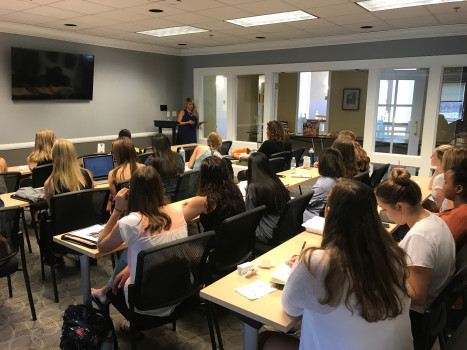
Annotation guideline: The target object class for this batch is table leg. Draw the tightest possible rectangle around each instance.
[80,254,91,306]
[243,322,258,350]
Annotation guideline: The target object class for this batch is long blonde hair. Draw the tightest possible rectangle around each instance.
[207,132,222,155]
[50,139,85,193]
[27,129,55,164]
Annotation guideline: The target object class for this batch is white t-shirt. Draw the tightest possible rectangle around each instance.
[431,173,448,211]
[398,214,455,313]
[282,250,413,350]
[119,207,188,316]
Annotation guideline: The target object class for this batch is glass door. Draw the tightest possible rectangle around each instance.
[236,75,265,143]
[202,75,228,139]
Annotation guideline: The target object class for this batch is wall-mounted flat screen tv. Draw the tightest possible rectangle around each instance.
[11,47,94,100]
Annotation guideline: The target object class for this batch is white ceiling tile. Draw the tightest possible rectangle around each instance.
[234,0,299,15]
[85,0,149,9]
[105,22,153,32]
[326,13,383,26]
[132,18,182,29]
[308,25,356,36]
[68,14,122,26]
[217,0,257,5]
[77,26,126,36]
[19,0,62,4]
[371,7,432,20]
[124,3,186,16]
[95,9,153,22]
[23,6,83,19]
[270,29,314,39]
[309,3,367,18]
[435,12,467,24]
[385,16,440,29]
[0,11,57,24]
[38,18,96,29]
[283,0,350,7]
[160,12,215,25]
[0,0,39,11]
[196,20,239,31]
[287,18,339,30]
[164,0,225,12]
[341,21,394,32]
[217,27,265,37]
[195,6,254,20]
[49,0,114,15]
[427,3,467,15]
[0,8,15,16]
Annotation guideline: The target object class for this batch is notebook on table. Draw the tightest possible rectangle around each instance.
[82,155,114,183]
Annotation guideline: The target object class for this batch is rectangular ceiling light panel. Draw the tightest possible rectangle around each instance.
[357,0,465,12]
[225,10,316,27]
[137,26,208,37]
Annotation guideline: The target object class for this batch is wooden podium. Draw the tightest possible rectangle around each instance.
[154,120,179,145]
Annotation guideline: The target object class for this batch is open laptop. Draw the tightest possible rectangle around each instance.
[82,154,114,184]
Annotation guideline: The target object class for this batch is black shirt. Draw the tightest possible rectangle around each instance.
[257,139,292,158]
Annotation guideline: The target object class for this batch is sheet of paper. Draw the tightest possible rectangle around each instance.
[238,180,248,197]
[235,280,277,300]
[68,224,104,242]
[303,216,325,235]
[291,174,312,178]
[270,262,292,285]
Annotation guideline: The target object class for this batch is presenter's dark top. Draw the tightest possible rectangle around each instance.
[257,139,292,158]
[176,109,198,144]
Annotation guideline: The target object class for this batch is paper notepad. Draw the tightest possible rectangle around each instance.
[291,174,312,178]
[303,216,325,235]
[270,262,292,285]
[235,280,277,300]
[66,224,104,242]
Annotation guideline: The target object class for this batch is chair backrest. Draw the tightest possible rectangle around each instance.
[32,164,53,188]
[291,147,305,166]
[0,171,21,193]
[210,206,266,277]
[173,170,200,202]
[128,231,215,311]
[116,179,130,193]
[138,152,152,164]
[50,188,110,235]
[269,157,285,174]
[273,191,315,243]
[370,163,390,188]
[0,206,21,263]
[270,151,292,170]
[353,170,371,187]
[219,141,232,156]
[177,146,196,161]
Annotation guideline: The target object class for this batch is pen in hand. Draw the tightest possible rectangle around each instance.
[300,241,306,253]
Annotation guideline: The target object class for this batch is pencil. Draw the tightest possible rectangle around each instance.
[300,241,306,252]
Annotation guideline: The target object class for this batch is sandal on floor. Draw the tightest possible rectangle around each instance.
[119,319,143,339]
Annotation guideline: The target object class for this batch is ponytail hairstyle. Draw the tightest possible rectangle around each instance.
[207,132,222,155]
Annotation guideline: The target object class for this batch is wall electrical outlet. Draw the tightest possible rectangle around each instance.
[172,111,177,117]
[167,111,171,118]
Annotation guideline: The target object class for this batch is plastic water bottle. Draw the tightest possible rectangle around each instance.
[308,148,315,165]
[179,147,185,162]
[290,157,296,174]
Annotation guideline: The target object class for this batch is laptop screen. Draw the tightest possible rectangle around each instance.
[82,155,114,179]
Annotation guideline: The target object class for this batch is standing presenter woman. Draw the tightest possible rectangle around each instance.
[176,98,206,144]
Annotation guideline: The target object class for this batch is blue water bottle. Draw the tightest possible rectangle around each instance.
[179,147,185,162]
[308,148,315,165]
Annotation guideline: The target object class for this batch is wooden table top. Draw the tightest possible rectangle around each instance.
[278,167,320,189]
[7,165,31,176]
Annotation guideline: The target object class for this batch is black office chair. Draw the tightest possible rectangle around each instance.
[107,231,219,350]
[270,151,292,171]
[138,152,152,165]
[172,170,199,202]
[446,316,467,350]
[219,141,233,156]
[255,191,314,255]
[291,147,306,166]
[0,206,36,320]
[31,163,53,188]
[269,157,285,174]
[421,244,467,350]
[0,171,32,253]
[40,188,110,302]
[116,179,130,193]
[353,170,371,187]
[370,163,390,188]
[177,146,196,162]
[206,206,265,282]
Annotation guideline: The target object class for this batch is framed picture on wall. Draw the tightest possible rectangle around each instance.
[342,88,360,110]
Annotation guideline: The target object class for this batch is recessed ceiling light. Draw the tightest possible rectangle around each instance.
[137,26,208,37]
[360,25,374,29]
[225,10,316,27]
[256,36,266,39]
[64,23,77,27]
[357,0,464,12]
[178,43,187,46]
[149,9,163,13]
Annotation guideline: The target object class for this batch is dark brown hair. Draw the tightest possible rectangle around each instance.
[318,148,345,178]
[375,168,421,206]
[111,137,140,183]
[151,133,183,179]
[451,159,467,201]
[198,156,244,214]
[302,179,409,322]
[127,166,171,233]
[332,138,358,178]
[267,120,287,144]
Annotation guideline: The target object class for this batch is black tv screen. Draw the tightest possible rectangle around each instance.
[11,47,94,100]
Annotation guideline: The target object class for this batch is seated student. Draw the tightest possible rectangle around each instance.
[0,156,7,193]
[438,158,467,251]
[231,120,292,161]
[0,156,6,172]
[147,134,185,201]
[188,132,222,170]
[331,138,359,178]
[425,144,453,212]
[118,128,141,153]
[261,179,412,350]
[26,129,55,170]
[376,169,455,350]
[44,139,94,207]
[183,156,245,232]
[245,152,290,243]
[96,166,188,332]
[336,129,370,172]
[303,148,345,221]
[108,137,144,196]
